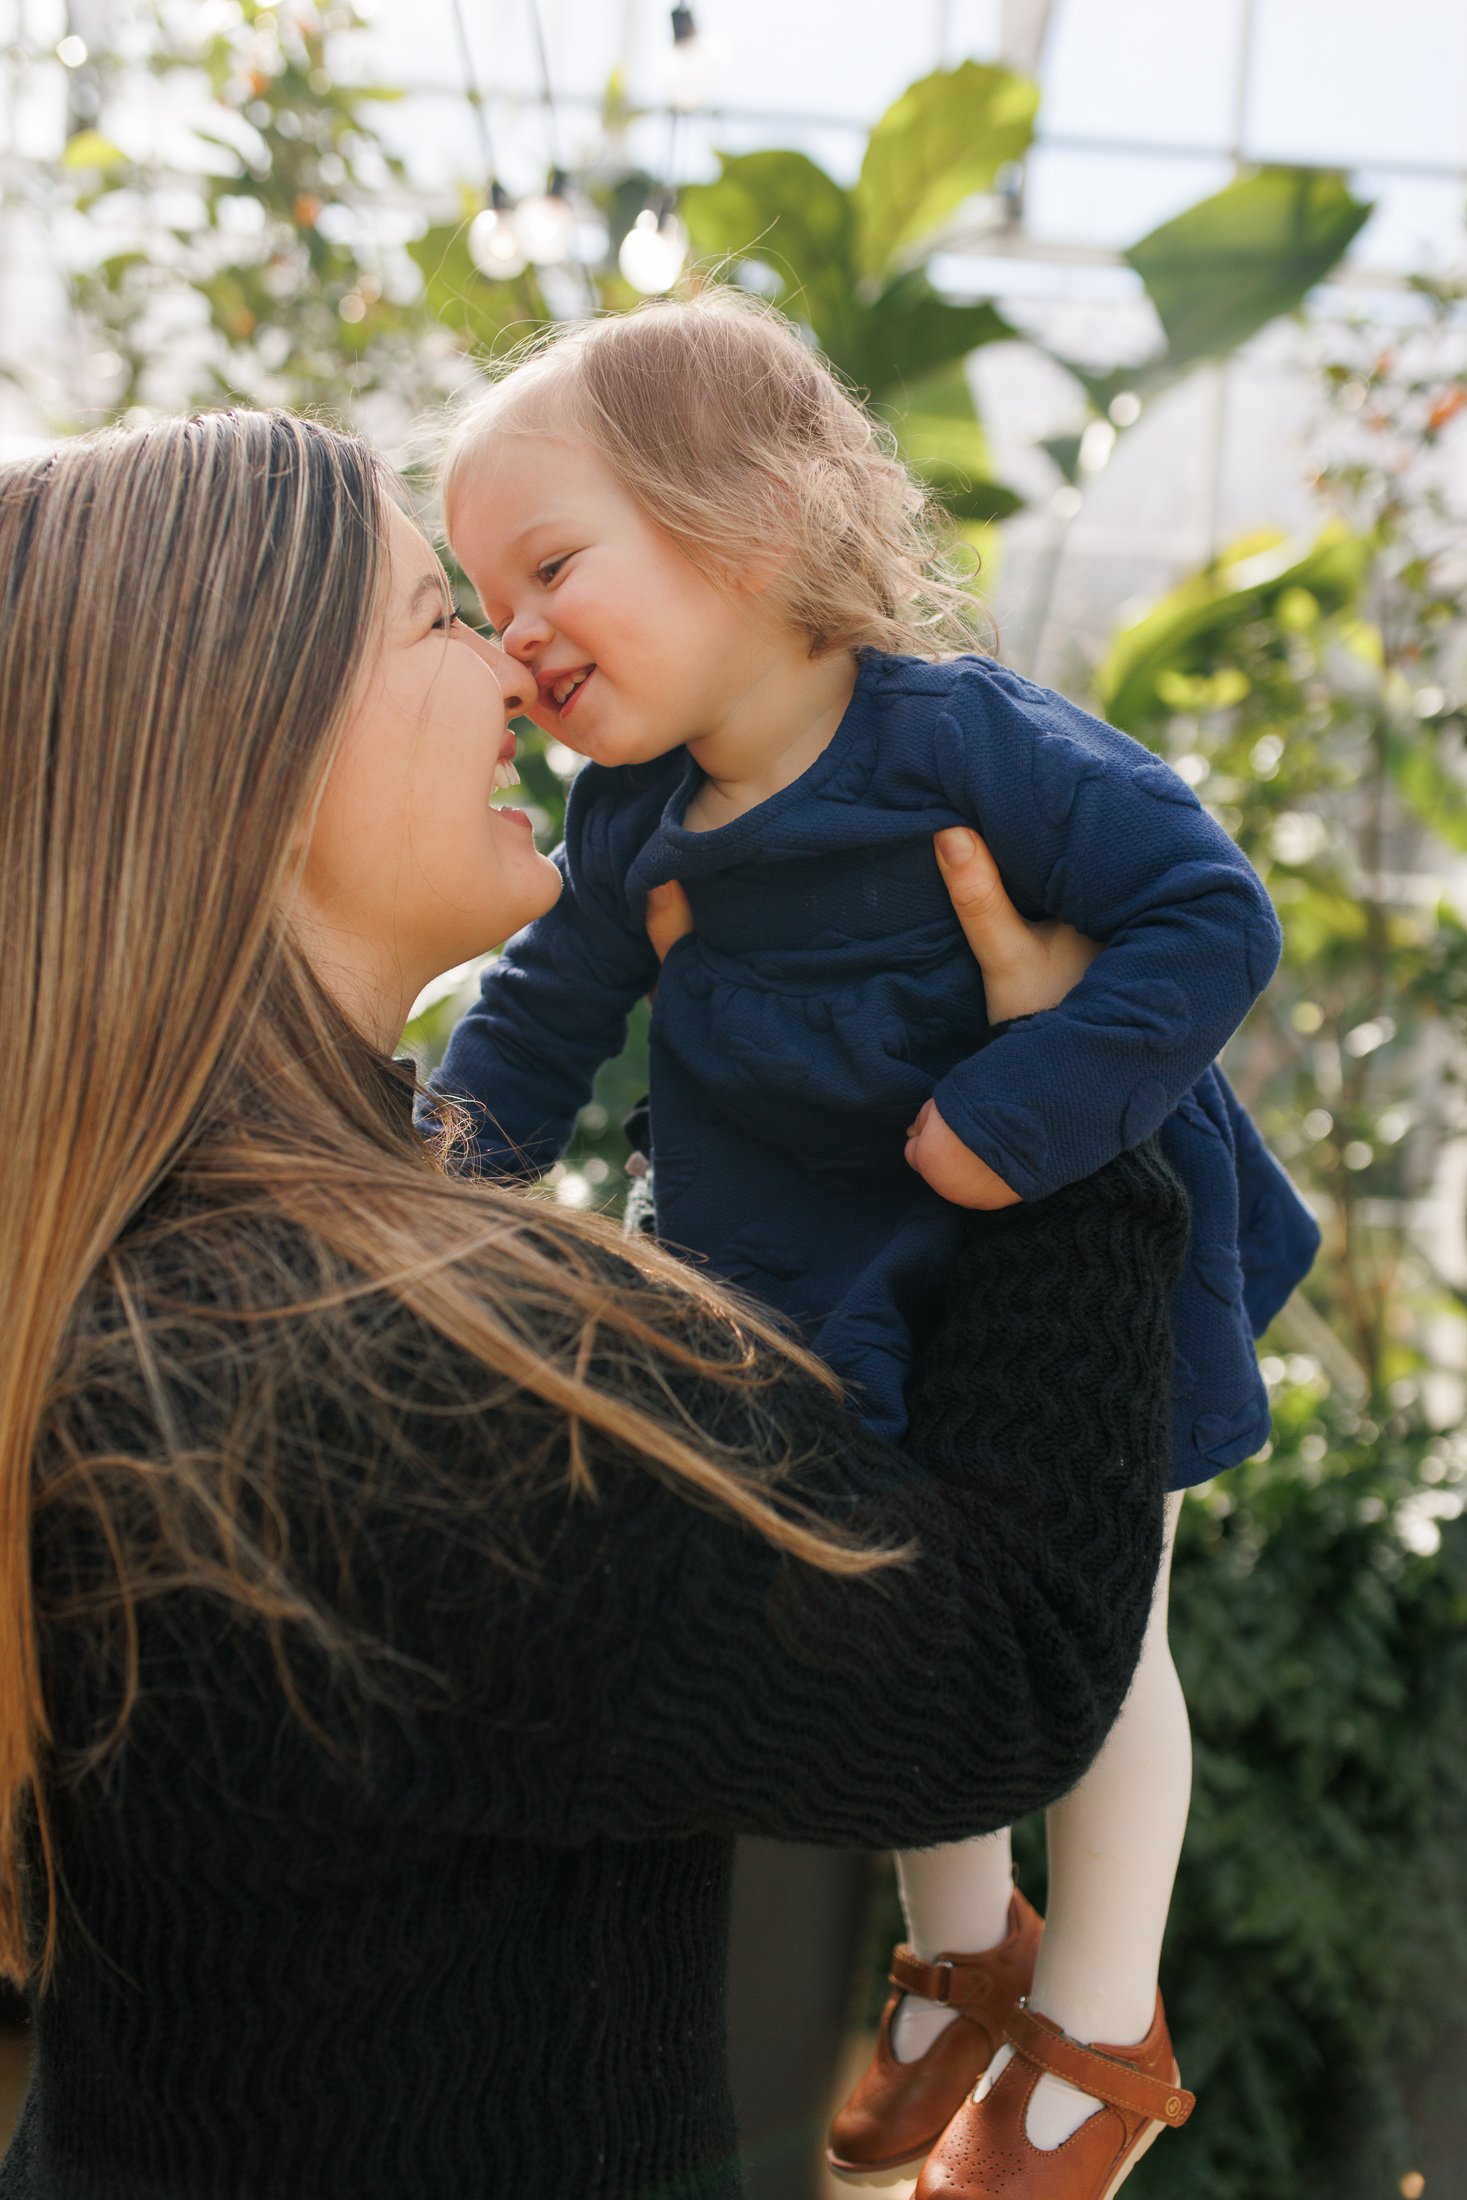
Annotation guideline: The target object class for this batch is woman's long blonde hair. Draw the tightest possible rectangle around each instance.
[0,409,903,1989]
[441,287,986,659]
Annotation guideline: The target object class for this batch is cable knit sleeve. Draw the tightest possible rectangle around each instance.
[367,1145,1189,1852]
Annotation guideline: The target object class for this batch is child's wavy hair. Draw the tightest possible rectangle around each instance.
[440,286,988,660]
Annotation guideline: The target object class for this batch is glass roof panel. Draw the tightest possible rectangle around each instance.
[1348,173,1467,273]
[1040,0,1246,151]
[1246,0,1467,169]
[1024,145,1234,248]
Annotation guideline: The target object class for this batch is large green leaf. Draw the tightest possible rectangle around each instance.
[1386,730,1467,855]
[846,269,1015,401]
[883,361,1023,523]
[681,150,857,352]
[1127,167,1373,376]
[854,62,1038,281]
[408,221,544,357]
[1097,523,1370,731]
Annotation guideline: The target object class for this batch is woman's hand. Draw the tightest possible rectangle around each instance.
[930,827,1100,1024]
[905,828,1101,1210]
[644,881,694,966]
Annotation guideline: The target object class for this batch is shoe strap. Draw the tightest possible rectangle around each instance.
[889,1942,1011,2018]
[1005,2002,1195,2128]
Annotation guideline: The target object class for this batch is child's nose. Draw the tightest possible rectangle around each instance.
[502,607,550,664]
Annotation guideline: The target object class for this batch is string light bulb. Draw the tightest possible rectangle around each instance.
[619,200,689,294]
[468,181,527,281]
[514,168,576,266]
[656,6,728,112]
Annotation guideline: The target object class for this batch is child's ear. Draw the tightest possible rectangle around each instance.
[721,540,792,600]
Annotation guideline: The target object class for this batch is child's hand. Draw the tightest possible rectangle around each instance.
[905,1098,1021,1209]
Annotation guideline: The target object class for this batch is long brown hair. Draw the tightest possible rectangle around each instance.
[0,409,904,1988]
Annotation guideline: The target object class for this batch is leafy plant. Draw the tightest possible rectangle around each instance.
[63,1,444,427]
[1097,275,1467,1405]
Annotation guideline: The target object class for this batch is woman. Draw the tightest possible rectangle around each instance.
[0,410,1185,2198]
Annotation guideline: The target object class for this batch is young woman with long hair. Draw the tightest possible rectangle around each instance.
[0,407,1186,2198]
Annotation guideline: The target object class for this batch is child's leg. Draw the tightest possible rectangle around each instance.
[983,1489,1191,2145]
[890,1829,1016,2061]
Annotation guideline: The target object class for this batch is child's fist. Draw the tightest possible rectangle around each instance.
[904,1098,1022,1210]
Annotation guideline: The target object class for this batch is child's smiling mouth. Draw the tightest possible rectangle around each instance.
[544,666,595,718]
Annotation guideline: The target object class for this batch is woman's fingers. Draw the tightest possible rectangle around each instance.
[644,879,694,965]
[934,827,1101,1022]
[934,827,1033,978]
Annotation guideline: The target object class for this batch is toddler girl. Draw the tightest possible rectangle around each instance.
[430,291,1319,2200]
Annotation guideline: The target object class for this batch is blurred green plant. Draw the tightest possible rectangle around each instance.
[1062,277,1467,2197]
[682,82,1372,517]
[1097,275,1467,1405]
[63,1,444,422]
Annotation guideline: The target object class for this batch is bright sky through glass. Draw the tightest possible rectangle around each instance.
[358,0,1467,269]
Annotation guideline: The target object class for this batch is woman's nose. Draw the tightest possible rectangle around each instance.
[489,646,534,718]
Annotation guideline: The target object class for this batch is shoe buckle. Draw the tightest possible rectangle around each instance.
[930,1959,954,2005]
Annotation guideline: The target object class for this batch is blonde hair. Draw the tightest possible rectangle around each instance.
[441,288,985,659]
[0,409,906,1989]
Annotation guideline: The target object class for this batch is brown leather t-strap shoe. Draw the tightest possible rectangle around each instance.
[914,1990,1194,2200]
[826,1890,1043,2178]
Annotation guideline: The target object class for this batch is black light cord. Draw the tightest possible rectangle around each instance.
[446,0,497,180]
[523,0,563,174]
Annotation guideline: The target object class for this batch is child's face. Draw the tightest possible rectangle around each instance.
[449,429,776,769]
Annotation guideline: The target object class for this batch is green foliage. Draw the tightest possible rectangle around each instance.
[679,65,1039,516]
[842,270,1014,399]
[65,2,442,421]
[1096,525,1372,736]
[1125,167,1374,380]
[851,61,1038,280]
[680,148,860,348]
[878,359,1022,522]
[407,206,550,361]
[1096,283,1467,1402]
[685,90,1373,546]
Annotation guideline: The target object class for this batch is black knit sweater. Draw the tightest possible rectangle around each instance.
[3,1145,1186,2199]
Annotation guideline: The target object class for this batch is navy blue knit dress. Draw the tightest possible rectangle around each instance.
[435,651,1320,1483]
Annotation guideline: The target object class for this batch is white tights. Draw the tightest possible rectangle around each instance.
[892,1492,1190,2148]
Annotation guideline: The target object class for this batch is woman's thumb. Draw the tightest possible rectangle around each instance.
[934,827,1024,967]
[644,877,695,964]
